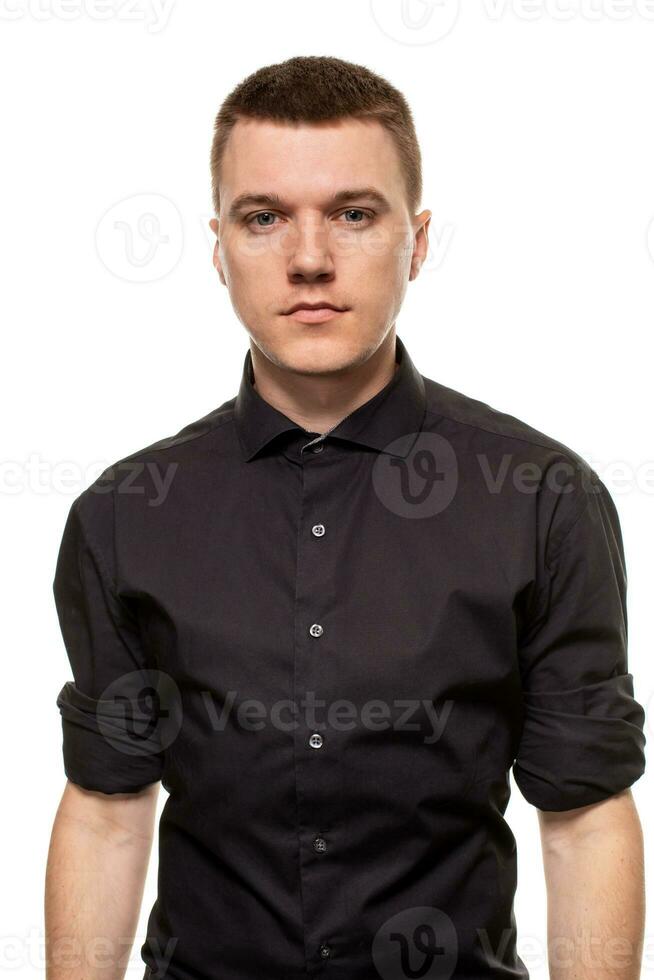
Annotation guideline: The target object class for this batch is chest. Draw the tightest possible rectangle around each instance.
[120,450,524,704]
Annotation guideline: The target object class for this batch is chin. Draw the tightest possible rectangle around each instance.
[272,333,363,376]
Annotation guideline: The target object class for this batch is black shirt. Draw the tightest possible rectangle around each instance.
[53,334,646,980]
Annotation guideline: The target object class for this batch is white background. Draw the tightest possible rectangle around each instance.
[1,1,653,977]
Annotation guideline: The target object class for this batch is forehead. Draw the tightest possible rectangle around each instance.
[220,116,405,206]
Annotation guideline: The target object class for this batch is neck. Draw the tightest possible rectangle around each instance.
[250,331,399,434]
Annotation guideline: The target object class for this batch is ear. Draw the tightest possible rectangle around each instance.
[409,209,431,281]
[209,217,226,286]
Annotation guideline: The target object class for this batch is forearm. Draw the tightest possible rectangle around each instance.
[540,817,645,979]
[45,782,157,980]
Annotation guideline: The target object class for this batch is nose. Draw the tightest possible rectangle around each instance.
[286,213,335,283]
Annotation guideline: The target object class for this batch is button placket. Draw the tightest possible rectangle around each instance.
[292,444,344,970]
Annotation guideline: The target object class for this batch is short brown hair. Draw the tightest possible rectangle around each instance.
[210,55,422,218]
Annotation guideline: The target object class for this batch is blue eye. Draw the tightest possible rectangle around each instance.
[342,209,366,222]
[251,212,277,227]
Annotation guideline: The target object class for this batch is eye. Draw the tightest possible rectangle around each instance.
[339,208,371,225]
[247,211,279,229]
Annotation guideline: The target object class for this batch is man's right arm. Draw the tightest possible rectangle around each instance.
[45,779,159,980]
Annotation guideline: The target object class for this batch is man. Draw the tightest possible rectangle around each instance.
[46,55,646,980]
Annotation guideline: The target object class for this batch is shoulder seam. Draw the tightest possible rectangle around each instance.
[103,411,237,469]
[423,406,587,463]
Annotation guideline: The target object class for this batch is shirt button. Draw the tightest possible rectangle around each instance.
[313,836,327,853]
[309,733,323,749]
[319,943,331,959]
[311,523,325,537]
[311,443,324,453]
[309,623,323,637]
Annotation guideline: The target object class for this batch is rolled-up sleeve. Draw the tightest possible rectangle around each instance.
[52,488,165,794]
[512,463,646,811]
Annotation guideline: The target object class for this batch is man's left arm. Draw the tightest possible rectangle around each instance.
[538,788,645,980]
[511,461,647,978]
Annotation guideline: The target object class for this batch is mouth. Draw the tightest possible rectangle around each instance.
[283,302,349,324]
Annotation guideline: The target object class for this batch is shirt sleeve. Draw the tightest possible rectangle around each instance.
[52,488,165,794]
[512,461,646,811]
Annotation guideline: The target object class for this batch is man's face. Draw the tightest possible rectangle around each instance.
[209,116,430,375]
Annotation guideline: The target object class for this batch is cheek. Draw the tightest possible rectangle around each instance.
[222,229,283,279]
[352,226,410,278]
[222,240,278,305]
[347,235,407,303]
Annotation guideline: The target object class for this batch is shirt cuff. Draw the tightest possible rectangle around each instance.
[57,680,164,794]
[512,672,646,811]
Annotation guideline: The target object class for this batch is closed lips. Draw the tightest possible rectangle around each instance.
[284,302,346,314]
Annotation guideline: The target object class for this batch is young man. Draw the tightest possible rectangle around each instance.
[46,56,646,980]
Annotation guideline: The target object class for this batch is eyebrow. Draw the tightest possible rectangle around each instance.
[225,186,393,221]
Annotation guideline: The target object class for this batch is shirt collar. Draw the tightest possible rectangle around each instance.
[233,334,427,462]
